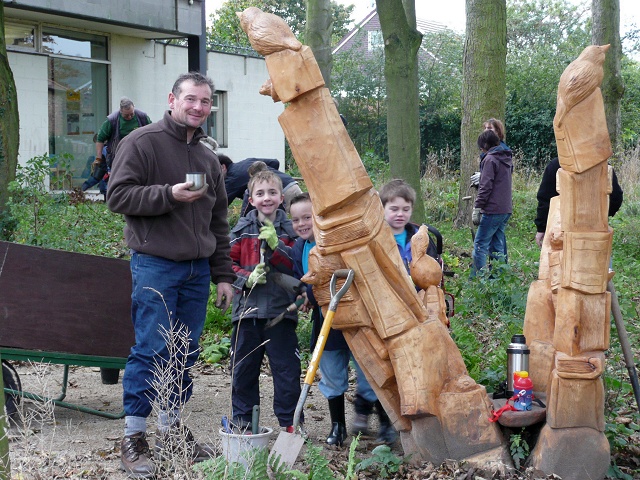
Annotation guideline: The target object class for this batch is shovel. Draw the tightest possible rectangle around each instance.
[270,269,355,467]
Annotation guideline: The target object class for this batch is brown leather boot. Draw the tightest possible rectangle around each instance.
[120,432,156,478]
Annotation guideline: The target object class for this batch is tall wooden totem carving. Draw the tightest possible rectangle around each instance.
[238,7,511,468]
[525,45,612,480]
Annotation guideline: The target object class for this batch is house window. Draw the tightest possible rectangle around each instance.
[368,30,383,51]
[207,91,227,148]
[5,22,36,51]
[44,28,109,189]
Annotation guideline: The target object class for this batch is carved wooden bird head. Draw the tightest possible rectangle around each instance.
[237,7,302,56]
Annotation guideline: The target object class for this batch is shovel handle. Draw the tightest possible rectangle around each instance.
[303,269,355,386]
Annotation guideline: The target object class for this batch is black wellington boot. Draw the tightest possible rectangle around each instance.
[375,400,398,445]
[326,394,347,446]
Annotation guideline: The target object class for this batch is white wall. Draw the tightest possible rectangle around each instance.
[8,52,49,164]
[109,37,286,165]
[9,34,285,170]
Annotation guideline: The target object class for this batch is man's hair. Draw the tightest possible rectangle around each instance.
[217,153,233,168]
[119,97,134,110]
[379,179,416,206]
[483,118,505,141]
[477,130,501,151]
[172,72,215,98]
[247,161,268,176]
[289,191,311,208]
[248,170,283,196]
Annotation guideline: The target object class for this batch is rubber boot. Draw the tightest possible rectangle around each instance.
[375,400,398,445]
[326,394,346,446]
[350,393,374,436]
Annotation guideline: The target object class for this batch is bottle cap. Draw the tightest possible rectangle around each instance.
[515,371,529,378]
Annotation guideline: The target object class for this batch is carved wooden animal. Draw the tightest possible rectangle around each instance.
[409,225,442,290]
[239,7,511,472]
[236,7,302,56]
[554,44,609,127]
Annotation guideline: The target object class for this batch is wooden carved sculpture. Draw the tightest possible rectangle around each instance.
[238,8,512,468]
[524,45,612,480]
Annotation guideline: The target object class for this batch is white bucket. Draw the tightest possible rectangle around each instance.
[218,426,273,467]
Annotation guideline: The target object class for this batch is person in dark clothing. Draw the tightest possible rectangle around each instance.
[82,97,151,195]
[217,154,301,214]
[471,130,513,277]
[534,157,623,247]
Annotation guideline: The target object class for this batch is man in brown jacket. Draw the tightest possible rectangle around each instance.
[108,72,235,478]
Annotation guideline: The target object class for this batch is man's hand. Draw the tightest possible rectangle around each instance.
[171,182,208,203]
[472,208,482,226]
[535,232,545,248]
[215,282,233,311]
[258,220,279,250]
[246,263,267,288]
[91,157,105,175]
[470,171,480,187]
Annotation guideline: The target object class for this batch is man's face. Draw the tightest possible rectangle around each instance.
[168,80,212,131]
[120,106,135,120]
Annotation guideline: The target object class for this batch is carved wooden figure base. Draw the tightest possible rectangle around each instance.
[525,45,612,478]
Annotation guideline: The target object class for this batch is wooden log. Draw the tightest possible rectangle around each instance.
[554,88,612,173]
[313,189,383,254]
[538,196,562,280]
[523,280,556,343]
[264,45,324,103]
[561,230,612,294]
[438,382,504,459]
[557,163,609,233]
[343,328,395,388]
[400,416,449,465]
[279,88,372,215]
[554,289,610,355]
[386,321,451,417]
[555,351,605,380]
[530,425,609,480]
[528,340,556,395]
[547,370,605,430]
[341,245,420,339]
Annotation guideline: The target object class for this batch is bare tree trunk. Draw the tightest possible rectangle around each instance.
[592,0,624,151]
[376,0,426,223]
[0,3,20,214]
[306,0,333,87]
[455,0,506,228]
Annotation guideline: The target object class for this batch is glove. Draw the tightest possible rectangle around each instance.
[472,208,482,226]
[246,263,267,288]
[91,157,104,175]
[258,220,279,250]
[470,171,480,187]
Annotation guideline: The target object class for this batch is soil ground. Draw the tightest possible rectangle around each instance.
[4,361,398,479]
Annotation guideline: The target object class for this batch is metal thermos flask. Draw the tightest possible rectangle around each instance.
[507,334,530,396]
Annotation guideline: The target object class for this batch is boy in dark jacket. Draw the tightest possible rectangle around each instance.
[229,169,301,431]
[471,130,513,277]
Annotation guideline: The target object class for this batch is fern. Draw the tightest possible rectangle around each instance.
[345,434,361,480]
[303,443,334,480]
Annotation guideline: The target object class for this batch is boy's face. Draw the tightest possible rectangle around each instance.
[384,196,413,234]
[249,179,284,220]
[290,200,314,241]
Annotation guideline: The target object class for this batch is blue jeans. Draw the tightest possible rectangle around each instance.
[318,349,376,403]
[123,253,210,418]
[471,213,511,277]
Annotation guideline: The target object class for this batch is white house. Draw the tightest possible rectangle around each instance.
[3,0,284,190]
